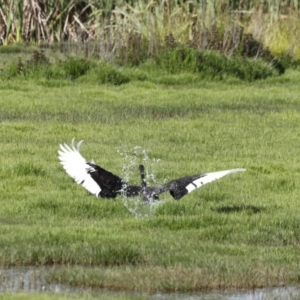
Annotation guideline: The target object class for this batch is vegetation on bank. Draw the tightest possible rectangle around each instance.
[0,0,300,64]
[1,0,300,88]
[0,46,291,84]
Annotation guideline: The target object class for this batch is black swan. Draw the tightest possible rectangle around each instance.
[58,139,246,201]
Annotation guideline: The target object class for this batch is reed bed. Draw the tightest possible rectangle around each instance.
[0,0,299,62]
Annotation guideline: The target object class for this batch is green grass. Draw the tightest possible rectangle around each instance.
[0,48,285,84]
[1,60,300,297]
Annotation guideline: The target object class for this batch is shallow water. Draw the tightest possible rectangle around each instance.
[0,267,72,294]
[0,267,299,300]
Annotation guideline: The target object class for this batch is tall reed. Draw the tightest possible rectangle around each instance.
[0,0,299,59]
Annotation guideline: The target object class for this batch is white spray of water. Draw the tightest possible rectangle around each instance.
[117,146,163,218]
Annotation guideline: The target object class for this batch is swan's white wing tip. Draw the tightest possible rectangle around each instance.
[58,139,101,197]
[186,168,246,193]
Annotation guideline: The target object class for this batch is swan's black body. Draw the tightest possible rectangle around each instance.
[58,140,246,201]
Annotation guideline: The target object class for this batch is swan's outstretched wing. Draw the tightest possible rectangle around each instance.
[58,139,124,198]
[160,169,246,200]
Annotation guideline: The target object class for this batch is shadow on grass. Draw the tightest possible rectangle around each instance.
[214,205,264,214]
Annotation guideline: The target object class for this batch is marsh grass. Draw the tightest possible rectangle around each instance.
[153,47,281,79]
[0,48,284,84]
[1,64,300,293]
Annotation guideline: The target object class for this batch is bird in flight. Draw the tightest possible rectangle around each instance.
[58,139,246,201]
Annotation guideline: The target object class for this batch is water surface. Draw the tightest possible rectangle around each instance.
[0,267,299,300]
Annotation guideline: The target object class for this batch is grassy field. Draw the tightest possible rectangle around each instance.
[1,55,300,299]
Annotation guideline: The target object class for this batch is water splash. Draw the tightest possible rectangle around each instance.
[117,146,163,218]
